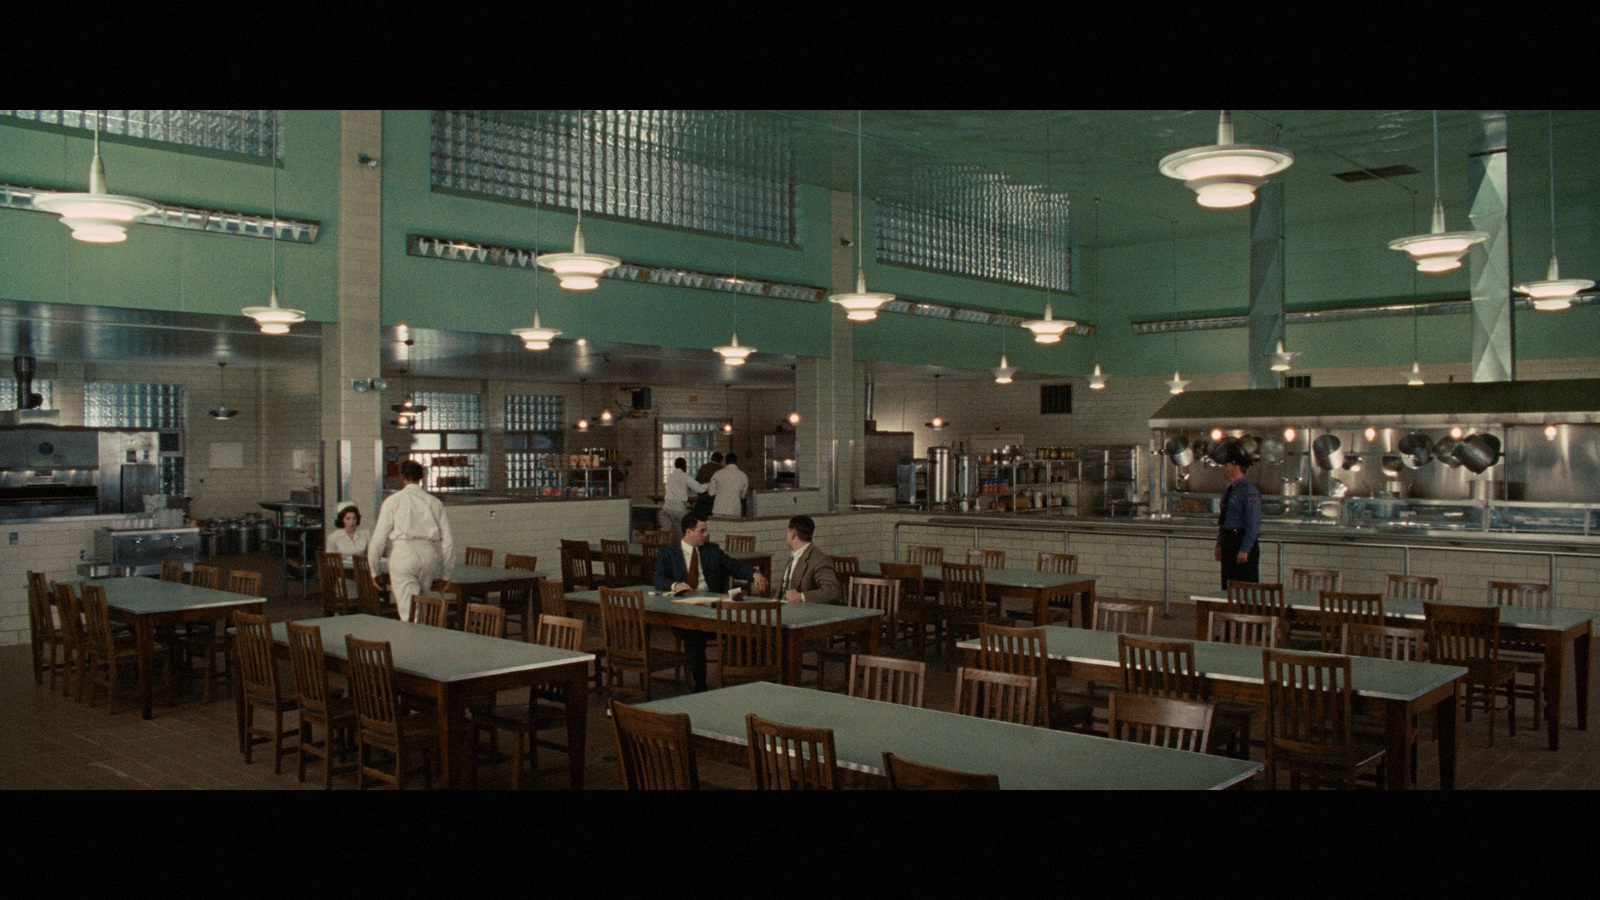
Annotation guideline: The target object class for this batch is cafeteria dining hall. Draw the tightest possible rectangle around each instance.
[3,108,1600,791]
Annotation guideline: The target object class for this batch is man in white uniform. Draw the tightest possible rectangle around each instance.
[660,457,706,539]
[707,451,749,519]
[367,460,454,622]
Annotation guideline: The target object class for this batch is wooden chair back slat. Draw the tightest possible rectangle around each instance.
[745,713,839,790]
[610,699,699,790]
[847,654,925,707]
[1109,692,1214,753]
[954,667,1038,726]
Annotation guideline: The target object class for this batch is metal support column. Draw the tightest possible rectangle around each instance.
[1248,180,1286,389]
[1469,110,1513,383]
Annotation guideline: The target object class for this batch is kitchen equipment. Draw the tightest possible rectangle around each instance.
[1204,440,1232,465]
[1398,433,1434,469]
[1434,437,1463,467]
[1163,436,1194,467]
[1380,454,1405,477]
[1455,433,1502,474]
[1236,435,1260,461]
[92,526,201,576]
[1312,434,1345,470]
[1257,437,1287,464]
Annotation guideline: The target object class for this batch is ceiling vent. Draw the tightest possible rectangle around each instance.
[1332,164,1419,183]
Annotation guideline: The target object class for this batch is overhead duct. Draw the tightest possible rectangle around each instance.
[1149,378,1600,430]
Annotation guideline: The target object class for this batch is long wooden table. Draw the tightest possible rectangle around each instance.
[1191,588,1594,750]
[270,614,592,789]
[563,585,882,686]
[584,541,772,584]
[960,624,1468,790]
[638,681,1262,789]
[87,576,267,720]
[443,564,550,636]
[859,561,1097,628]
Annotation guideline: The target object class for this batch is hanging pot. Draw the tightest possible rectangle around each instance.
[1163,436,1194,467]
[1311,434,1344,470]
[1434,437,1463,467]
[1397,433,1434,469]
[1380,453,1406,477]
[1205,440,1233,465]
[1257,437,1287,465]
[1236,435,1260,462]
[1455,433,1502,474]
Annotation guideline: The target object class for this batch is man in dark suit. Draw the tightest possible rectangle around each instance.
[655,511,770,691]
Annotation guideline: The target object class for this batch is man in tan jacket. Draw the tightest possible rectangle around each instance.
[775,514,840,604]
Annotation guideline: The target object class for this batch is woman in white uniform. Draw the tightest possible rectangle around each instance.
[326,502,372,598]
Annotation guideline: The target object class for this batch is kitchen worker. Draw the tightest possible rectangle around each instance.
[1214,443,1262,589]
[660,457,706,540]
[368,459,454,622]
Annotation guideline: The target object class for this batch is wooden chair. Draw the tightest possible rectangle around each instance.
[955,667,1038,726]
[463,602,505,638]
[599,538,634,588]
[1424,601,1518,746]
[559,539,597,592]
[1038,552,1080,624]
[1487,581,1552,730]
[51,582,85,700]
[188,570,265,704]
[1228,580,1286,618]
[881,561,938,657]
[1108,692,1215,753]
[967,548,1005,569]
[1386,574,1441,601]
[882,752,999,790]
[906,545,944,566]
[610,699,699,790]
[1119,634,1251,757]
[191,564,223,590]
[716,600,782,687]
[1208,610,1280,648]
[345,635,439,789]
[722,534,756,553]
[1093,600,1155,635]
[1291,567,1342,593]
[235,610,297,773]
[940,562,989,660]
[500,553,539,640]
[80,584,170,714]
[745,713,839,790]
[598,587,688,700]
[847,654,926,707]
[471,613,587,790]
[27,571,65,690]
[817,577,899,688]
[830,555,860,580]
[1263,649,1386,789]
[160,559,186,583]
[317,551,352,616]
[410,594,449,628]
[352,556,397,618]
[639,531,674,581]
[1344,622,1427,785]
[977,623,1091,731]
[286,622,357,789]
[464,546,493,567]
[544,578,603,687]
[1316,590,1384,653]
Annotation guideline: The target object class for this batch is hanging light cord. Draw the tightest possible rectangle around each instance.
[1431,110,1441,208]
[1546,110,1558,257]
[1092,197,1100,363]
[270,115,279,295]
[855,109,864,274]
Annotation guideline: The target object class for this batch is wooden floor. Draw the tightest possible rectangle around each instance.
[4,549,1597,790]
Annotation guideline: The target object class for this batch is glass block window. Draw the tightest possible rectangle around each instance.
[1,110,279,158]
[410,391,482,431]
[505,394,564,431]
[431,110,796,244]
[85,382,186,430]
[408,451,488,493]
[660,420,722,490]
[160,457,184,497]
[0,379,53,411]
[877,175,1071,292]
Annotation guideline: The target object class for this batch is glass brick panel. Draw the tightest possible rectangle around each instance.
[0,379,53,411]
[84,382,185,430]
[410,391,482,432]
[2,110,278,158]
[877,176,1071,292]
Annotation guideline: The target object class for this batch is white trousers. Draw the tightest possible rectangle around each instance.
[388,541,442,623]
[660,503,687,539]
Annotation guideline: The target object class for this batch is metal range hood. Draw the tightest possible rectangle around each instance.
[1149,378,1600,431]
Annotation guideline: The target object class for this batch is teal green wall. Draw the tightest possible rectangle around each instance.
[0,111,342,321]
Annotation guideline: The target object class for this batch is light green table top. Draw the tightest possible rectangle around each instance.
[566,585,882,628]
[447,564,551,586]
[1190,588,1596,632]
[959,625,1467,703]
[859,561,1093,591]
[270,614,591,683]
[638,681,1261,790]
[85,576,266,615]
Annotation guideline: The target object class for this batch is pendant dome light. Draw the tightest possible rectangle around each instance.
[829,111,895,322]
[1159,110,1294,209]
[33,110,158,243]
[241,114,306,335]
[573,378,591,431]
[1087,199,1108,390]
[1406,259,1425,386]
[390,367,425,428]
[1166,219,1190,395]
[537,111,619,290]
[513,200,562,349]
[993,327,1015,384]
[1022,121,1075,344]
[926,373,948,430]
[1515,111,1593,310]
[207,362,237,420]
[720,383,734,435]
[1268,340,1299,372]
[1389,111,1487,274]
[786,364,801,426]
[714,332,755,366]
